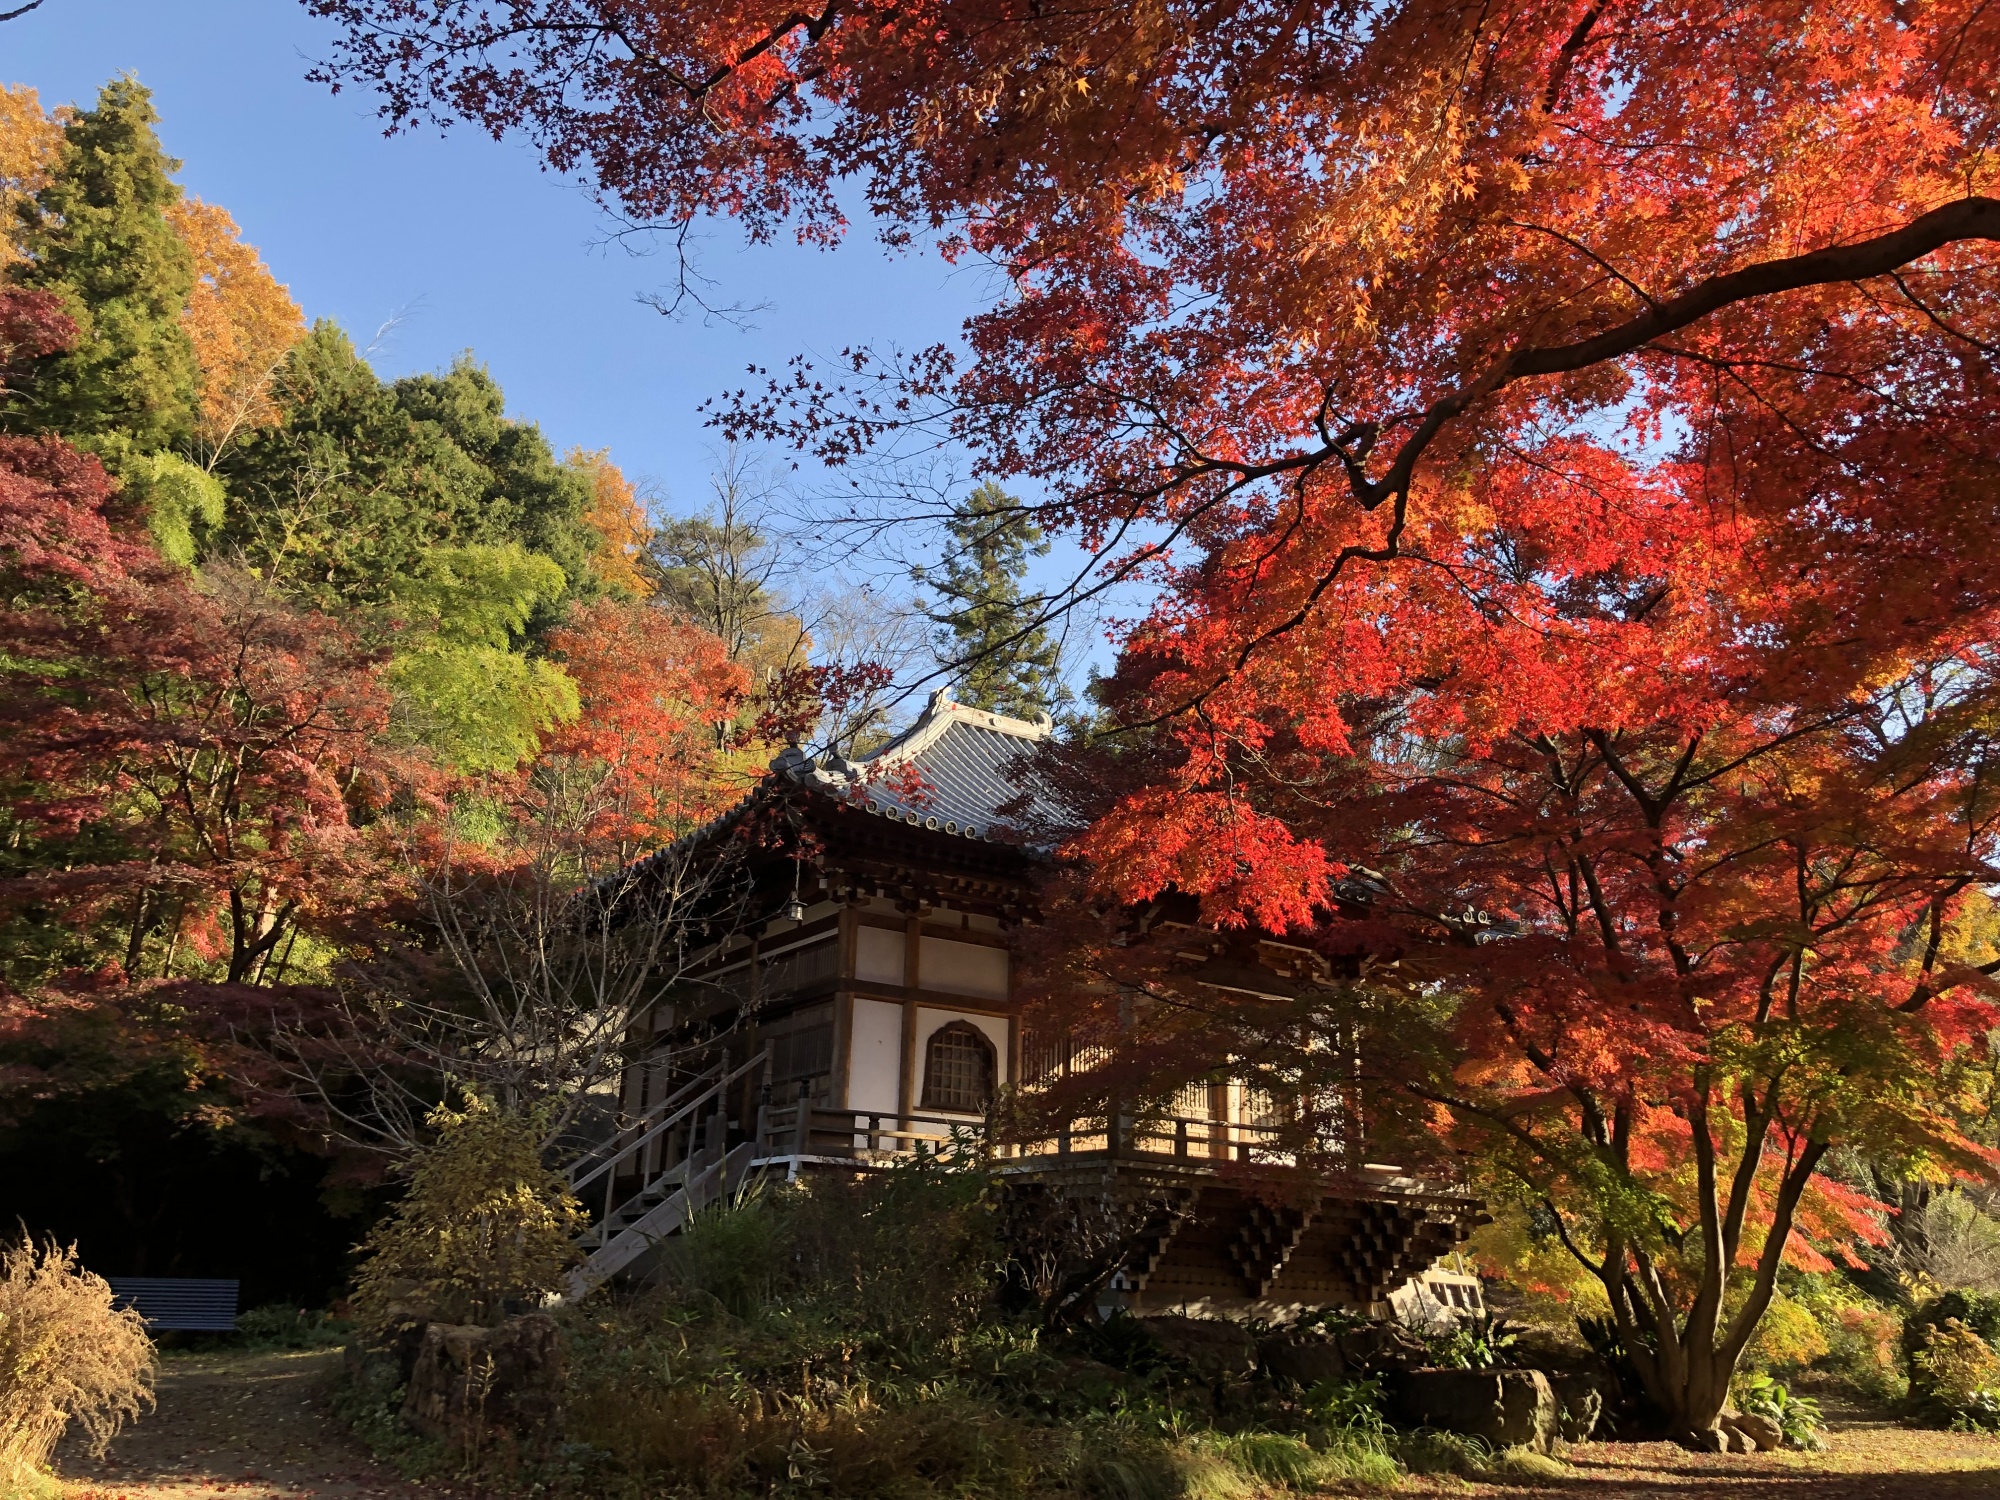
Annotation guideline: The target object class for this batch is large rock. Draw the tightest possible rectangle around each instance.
[1720,1409,1782,1452]
[400,1312,563,1451]
[1547,1373,1604,1442]
[1257,1329,1349,1387]
[1131,1316,1259,1380]
[1326,1320,1431,1374]
[1389,1369,1560,1454]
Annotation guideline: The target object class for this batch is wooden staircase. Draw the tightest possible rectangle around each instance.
[566,1138,761,1297]
[562,1050,773,1298]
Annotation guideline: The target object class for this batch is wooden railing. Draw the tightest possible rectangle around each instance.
[755,1101,984,1159]
[749,1104,1301,1167]
[1024,1112,1294,1164]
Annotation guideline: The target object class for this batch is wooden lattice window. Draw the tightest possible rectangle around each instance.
[921,1021,995,1113]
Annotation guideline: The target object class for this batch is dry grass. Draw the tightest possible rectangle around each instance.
[0,1238,153,1489]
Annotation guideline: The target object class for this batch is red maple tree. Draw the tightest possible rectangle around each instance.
[310,0,2000,1438]
[0,361,412,991]
[312,2,1998,542]
[544,598,753,855]
[1029,435,2000,1431]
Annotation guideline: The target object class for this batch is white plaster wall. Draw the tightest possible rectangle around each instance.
[847,997,904,1112]
[918,936,1008,1000]
[855,926,905,985]
[915,1007,1011,1112]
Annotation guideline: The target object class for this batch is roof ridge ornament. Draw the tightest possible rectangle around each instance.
[903,685,1055,746]
[770,743,812,778]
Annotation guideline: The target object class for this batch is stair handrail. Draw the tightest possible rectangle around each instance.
[568,1047,771,1201]
[560,1064,720,1190]
[568,1138,762,1298]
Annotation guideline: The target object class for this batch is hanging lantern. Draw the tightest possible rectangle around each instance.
[784,849,806,923]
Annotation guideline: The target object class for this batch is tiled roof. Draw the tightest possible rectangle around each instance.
[772,689,1059,846]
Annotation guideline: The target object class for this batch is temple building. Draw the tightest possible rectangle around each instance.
[566,691,1483,1312]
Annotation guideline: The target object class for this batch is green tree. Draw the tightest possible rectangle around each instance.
[213,321,425,599]
[216,325,599,618]
[393,356,599,622]
[352,1096,584,1327]
[3,78,198,459]
[918,482,1066,720]
[384,543,579,773]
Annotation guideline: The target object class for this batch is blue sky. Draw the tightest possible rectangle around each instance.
[4,0,995,515]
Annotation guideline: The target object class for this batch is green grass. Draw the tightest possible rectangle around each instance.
[0,1457,63,1500]
[1204,1430,1400,1491]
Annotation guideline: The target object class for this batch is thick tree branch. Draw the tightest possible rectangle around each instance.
[1345,196,2000,512]
[1541,1,1610,112]
[1719,1140,1829,1367]
[1121,200,2000,725]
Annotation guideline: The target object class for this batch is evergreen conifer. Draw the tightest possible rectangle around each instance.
[920,482,1067,720]
[5,79,198,457]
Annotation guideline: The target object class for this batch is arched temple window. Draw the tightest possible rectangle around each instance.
[921,1021,996,1113]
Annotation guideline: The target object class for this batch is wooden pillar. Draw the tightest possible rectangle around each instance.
[898,915,922,1142]
[1003,944,1022,1161]
[832,905,857,1110]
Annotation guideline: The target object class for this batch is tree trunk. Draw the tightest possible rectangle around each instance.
[1605,1139,1828,1446]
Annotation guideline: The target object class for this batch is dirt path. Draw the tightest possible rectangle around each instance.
[1407,1392,2000,1498]
[52,1348,430,1500]
[1431,1422,2000,1497]
[48,1349,2000,1499]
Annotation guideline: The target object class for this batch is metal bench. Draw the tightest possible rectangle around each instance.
[105,1277,240,1332]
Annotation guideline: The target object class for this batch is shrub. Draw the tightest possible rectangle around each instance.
[651,1157,1001,1362]
[1904,1290,2000,1425]
[375,1154,1415,1498]
[0,1238,154,1488]
[1422,1311,1520,1370]
[1819,1302,1905,1402]
[1904,1289,2000,1365]
[1735,1373,1827,1450]
[352,1095,584,1327]
[1949,1389,2000,1433]
[1911,1320,2000,1415]
[654,1189,789,1321]
[233,1304,350,1350]
[1743,1292,1828,1373]
[561,1163,1051,1497]
[1303,1376,1389,1441]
